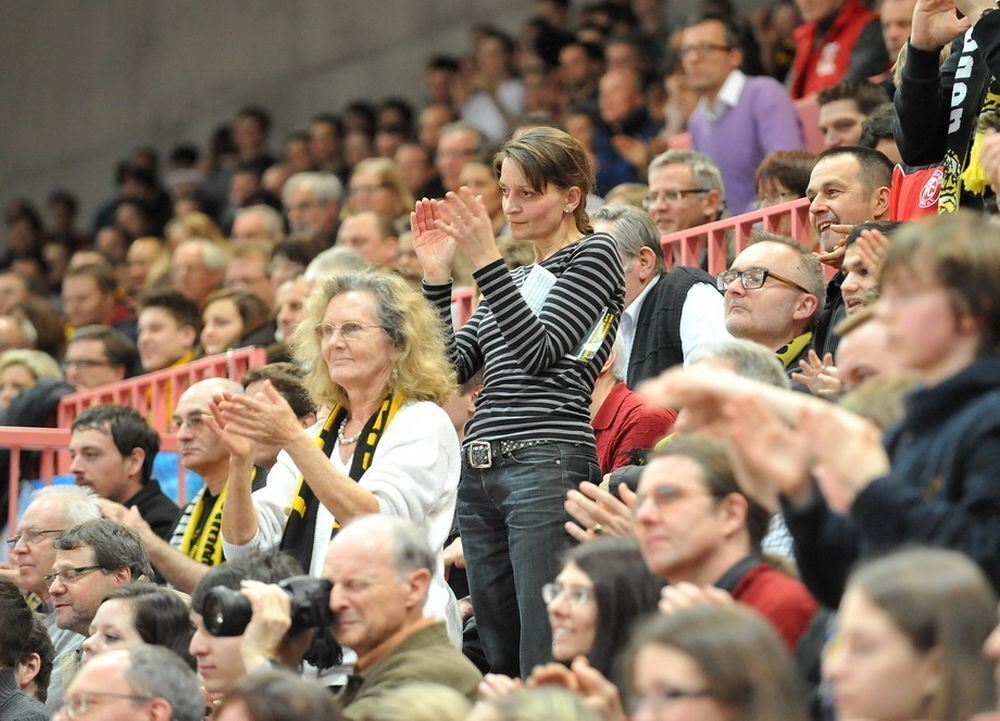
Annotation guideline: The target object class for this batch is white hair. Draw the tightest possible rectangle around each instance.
[30,485,102,525]
[283,172,343,205]
[303,247,371,283]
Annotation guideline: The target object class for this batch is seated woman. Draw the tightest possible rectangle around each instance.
[0,349,61,410]
[825,548,996,721]
[212,270,460,630]
[624,604,808,721]
[80,582,196,669]
[200,288,272,356]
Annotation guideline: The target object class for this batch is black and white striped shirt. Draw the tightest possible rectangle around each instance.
[424,233,624,446]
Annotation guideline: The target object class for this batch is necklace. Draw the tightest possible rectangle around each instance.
[337,422,361,445]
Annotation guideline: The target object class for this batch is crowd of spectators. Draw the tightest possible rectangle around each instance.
[2,0,1000,719]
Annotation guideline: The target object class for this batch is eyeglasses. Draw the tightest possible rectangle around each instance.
[716,267,813,294]
[315,321,383,343]
[642,189,709,207]
[62,358,111,371]
[7,527,63,548]
[541,582,594,605]
[63,691,153,718]
[679,43,732,57]
[44,565,105,586]
[627,688,714,714]
[634,485,715,510]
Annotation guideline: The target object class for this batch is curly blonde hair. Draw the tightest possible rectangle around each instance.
[292,270,456,407]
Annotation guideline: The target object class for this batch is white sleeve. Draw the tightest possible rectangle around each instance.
[220,424,321,560]
[679,282,734,363]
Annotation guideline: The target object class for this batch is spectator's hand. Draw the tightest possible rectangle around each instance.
[443,537,465,569]
[478,673,523,701]
[722,395,814,509]
[658,582,734,616]
[217,381,302,448]
[239,579,292,672]
[569,656,628,721]
[611,135,650,171]
[527,662,579,691]
[564,481,636,542]
[791,350,843,398]
[637,366,760,432]
[435,188,502,270]
[911,0,973,50]
[799,404,889,502]
[204,393,254,463]
[855,227,891,279]
[411,198,458,284]
[0,562,20,585]
[100,500,155,543]
[981,129,1000,195]
[816,224,851,268]
[458,595,475,622]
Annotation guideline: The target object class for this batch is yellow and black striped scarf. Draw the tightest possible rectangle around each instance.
[279,393,401,571]
[178,484,227,567]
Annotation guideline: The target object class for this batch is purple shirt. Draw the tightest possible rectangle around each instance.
[689,72,805,214]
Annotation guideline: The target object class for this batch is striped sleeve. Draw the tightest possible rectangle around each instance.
[422,281,486,384]
[473,234,624,375]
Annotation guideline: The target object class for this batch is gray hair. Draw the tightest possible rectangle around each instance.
[30,485,102,526]
[648,149,726,206]
[343,515,435,576]
[438,121,487,155]
[0,314,37,348]
[689,339,791,389]
[235,204,284,237]
[54,519,154,581]
[303,246,371,283]
[283,172,344,205]
[592,204,665,274]
[177,237,228,271]
[749,232,826,305]
[125,646,202,721]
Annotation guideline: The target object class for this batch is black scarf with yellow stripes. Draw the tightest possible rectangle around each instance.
[279,393,401,571]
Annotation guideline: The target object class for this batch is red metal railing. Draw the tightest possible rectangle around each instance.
[2,428,184,529]
[56,347,268,434]
[660,197,812,275]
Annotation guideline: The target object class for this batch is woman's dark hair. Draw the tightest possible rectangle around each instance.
[492,126,595,234]
[562,538,663,680]
[214,669,345,721]
[101,582,196,670]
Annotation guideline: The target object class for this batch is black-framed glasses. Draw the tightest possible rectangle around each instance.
[679,43,732,57]
[541,582,594,605]
[44,565,105,586]
[63,691,154,718]
[628,688,715,714]
[716,267,813,294]
[643,189,710,208]
[7,528,63,548]
[62,358,111,371]
[315,321,383,343]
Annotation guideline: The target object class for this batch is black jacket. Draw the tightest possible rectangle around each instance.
[123,479,181,541]
[783,357,1000,608]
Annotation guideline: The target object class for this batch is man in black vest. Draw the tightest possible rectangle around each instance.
[592,205,732,389]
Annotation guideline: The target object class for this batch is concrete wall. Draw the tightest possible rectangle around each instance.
[0,0,538,233]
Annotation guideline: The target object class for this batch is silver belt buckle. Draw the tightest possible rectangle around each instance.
[467,441,492,469]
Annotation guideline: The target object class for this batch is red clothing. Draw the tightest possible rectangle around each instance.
[732,562,819,649]
[889,164,942,221]
[592,382,676,473]
[790,0,878,99]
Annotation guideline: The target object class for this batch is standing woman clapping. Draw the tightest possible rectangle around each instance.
[413,126,625,677]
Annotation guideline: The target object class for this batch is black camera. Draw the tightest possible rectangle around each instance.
[202,575,333,637]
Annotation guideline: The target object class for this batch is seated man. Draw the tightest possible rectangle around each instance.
[633,436,818,648]
[817,81,889,149]
[64,325,138,390]
[171,238,227,308]
[61,646,201,721]
[593,68,659,195]
[188,552,318,700]
[15,613,54,707]
[718,233,825,377]
[69,404,180,540]
[48,519,153,699]
[324,515,481,719]
[136,290,199,373]
[592,204,730,387]
[336,211,400,269]
[8,486,101,714]
[102,378,249,593]
[62,263,137,342]
[0,580,47,721]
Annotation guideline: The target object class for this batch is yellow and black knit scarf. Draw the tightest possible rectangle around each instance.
[776,332,813,369]
[279,393,401,571]
[179,484,228,567]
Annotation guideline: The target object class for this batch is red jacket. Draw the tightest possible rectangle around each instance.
[889,164,942,221]
[732,562,819,649]
[790,0,878,99]
[592,381,676,474]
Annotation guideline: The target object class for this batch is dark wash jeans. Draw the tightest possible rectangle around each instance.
[458,441,601,677]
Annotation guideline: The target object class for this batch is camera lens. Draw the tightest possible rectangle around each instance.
[203,586,253,637]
